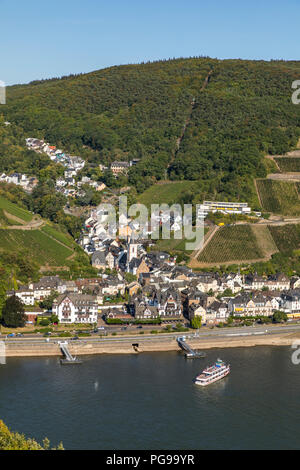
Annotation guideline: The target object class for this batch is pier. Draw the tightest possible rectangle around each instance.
[59,342,82,365]
[177,336,206,358]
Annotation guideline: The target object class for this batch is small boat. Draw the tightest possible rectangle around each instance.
[194,359,230,386]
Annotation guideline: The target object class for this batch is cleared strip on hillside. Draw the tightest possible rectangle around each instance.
[0,196,32,222]
[274,158,300,172]
[197,225,263,263]
[251,225,278,258]
[256,179,300,215]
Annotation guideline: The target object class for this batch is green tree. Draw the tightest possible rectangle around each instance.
[222,288,234,297]
[1,295,26,328]
[39,290,59,311]
[272,310,288,323]
[0,420,64,450]
[191,316,202,329]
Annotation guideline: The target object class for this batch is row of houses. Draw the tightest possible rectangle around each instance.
[7,274,127,307]
[25,137,86,198]
[8,268,300,325]
[55,174,107,198]
[26,138,85,172]
[0,172,38,193]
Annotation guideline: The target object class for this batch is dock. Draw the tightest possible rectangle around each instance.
[59,342,82,365]
[177,336,206,359]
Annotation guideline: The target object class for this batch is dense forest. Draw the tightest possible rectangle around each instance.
[2,57,300,203]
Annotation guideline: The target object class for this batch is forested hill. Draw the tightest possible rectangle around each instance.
[3,57,300,201]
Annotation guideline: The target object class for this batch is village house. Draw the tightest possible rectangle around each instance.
[228,293,274,317]
[133,297,160,320]
[218,273,244,293]
[6,286,35,306]
[188,303,207,324]
[104,307,133,323]
[126,281,141,297]
[192,273,219,293]
[52,294,98,324]
[110,161,130,176]
[205,300,229,324]
[265,273,290,291]
[92,250,116,270]
[281,290,300,318]
[29,276,66,300]
[290,277,300,290]
[244,274,266,290]
[24,306,45,324]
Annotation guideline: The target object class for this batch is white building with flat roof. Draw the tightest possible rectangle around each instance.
[198,201,251,218]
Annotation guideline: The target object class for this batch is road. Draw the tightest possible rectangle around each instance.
[2,323,300,345]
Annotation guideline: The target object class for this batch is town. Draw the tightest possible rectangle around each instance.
[5,253,300,331]
[0,134,298,335]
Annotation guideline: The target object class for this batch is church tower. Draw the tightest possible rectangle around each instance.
[127,237,138,263]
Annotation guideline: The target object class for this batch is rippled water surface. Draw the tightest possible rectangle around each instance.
[0,347,299,449]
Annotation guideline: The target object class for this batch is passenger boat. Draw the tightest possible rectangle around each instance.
[194,359,230,386]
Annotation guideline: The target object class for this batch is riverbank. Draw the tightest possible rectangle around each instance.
[3,330,300,357]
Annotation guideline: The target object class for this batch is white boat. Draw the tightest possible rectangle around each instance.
[194,359,230,386]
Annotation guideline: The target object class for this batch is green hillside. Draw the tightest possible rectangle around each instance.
[0,229,73,266]
[3,58,300,202]
[0,196,33,222]
[138,181,194,207]
[0,197,83,269]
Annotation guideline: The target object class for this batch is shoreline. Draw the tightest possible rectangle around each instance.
[3,332,300,358]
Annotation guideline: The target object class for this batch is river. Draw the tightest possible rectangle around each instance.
[0,346,299,449]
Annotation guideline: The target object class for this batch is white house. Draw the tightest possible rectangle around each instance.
[52,294,98,323]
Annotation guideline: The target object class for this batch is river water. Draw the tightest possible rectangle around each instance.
[0,346,299,450]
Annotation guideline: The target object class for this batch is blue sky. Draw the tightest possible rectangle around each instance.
[1,0,299,85]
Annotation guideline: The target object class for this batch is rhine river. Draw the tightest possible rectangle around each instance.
[0,346,300,450]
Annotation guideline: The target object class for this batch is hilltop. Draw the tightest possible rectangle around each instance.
[2,57,300,204]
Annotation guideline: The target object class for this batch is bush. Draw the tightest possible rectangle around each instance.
[39,319,50,327]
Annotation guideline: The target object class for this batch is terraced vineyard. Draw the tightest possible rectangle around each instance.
[197,225,263,263]
[256,179,300,215]
[41,225,75,249]
[274,158,300,172]
[0,229,73,266]
[268,224,300,252]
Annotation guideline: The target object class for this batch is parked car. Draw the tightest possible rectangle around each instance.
[7,333,15,338]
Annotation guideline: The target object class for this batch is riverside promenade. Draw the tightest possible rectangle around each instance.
[3,324,300,357]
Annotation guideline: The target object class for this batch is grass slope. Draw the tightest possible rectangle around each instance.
[138,181,194,207]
